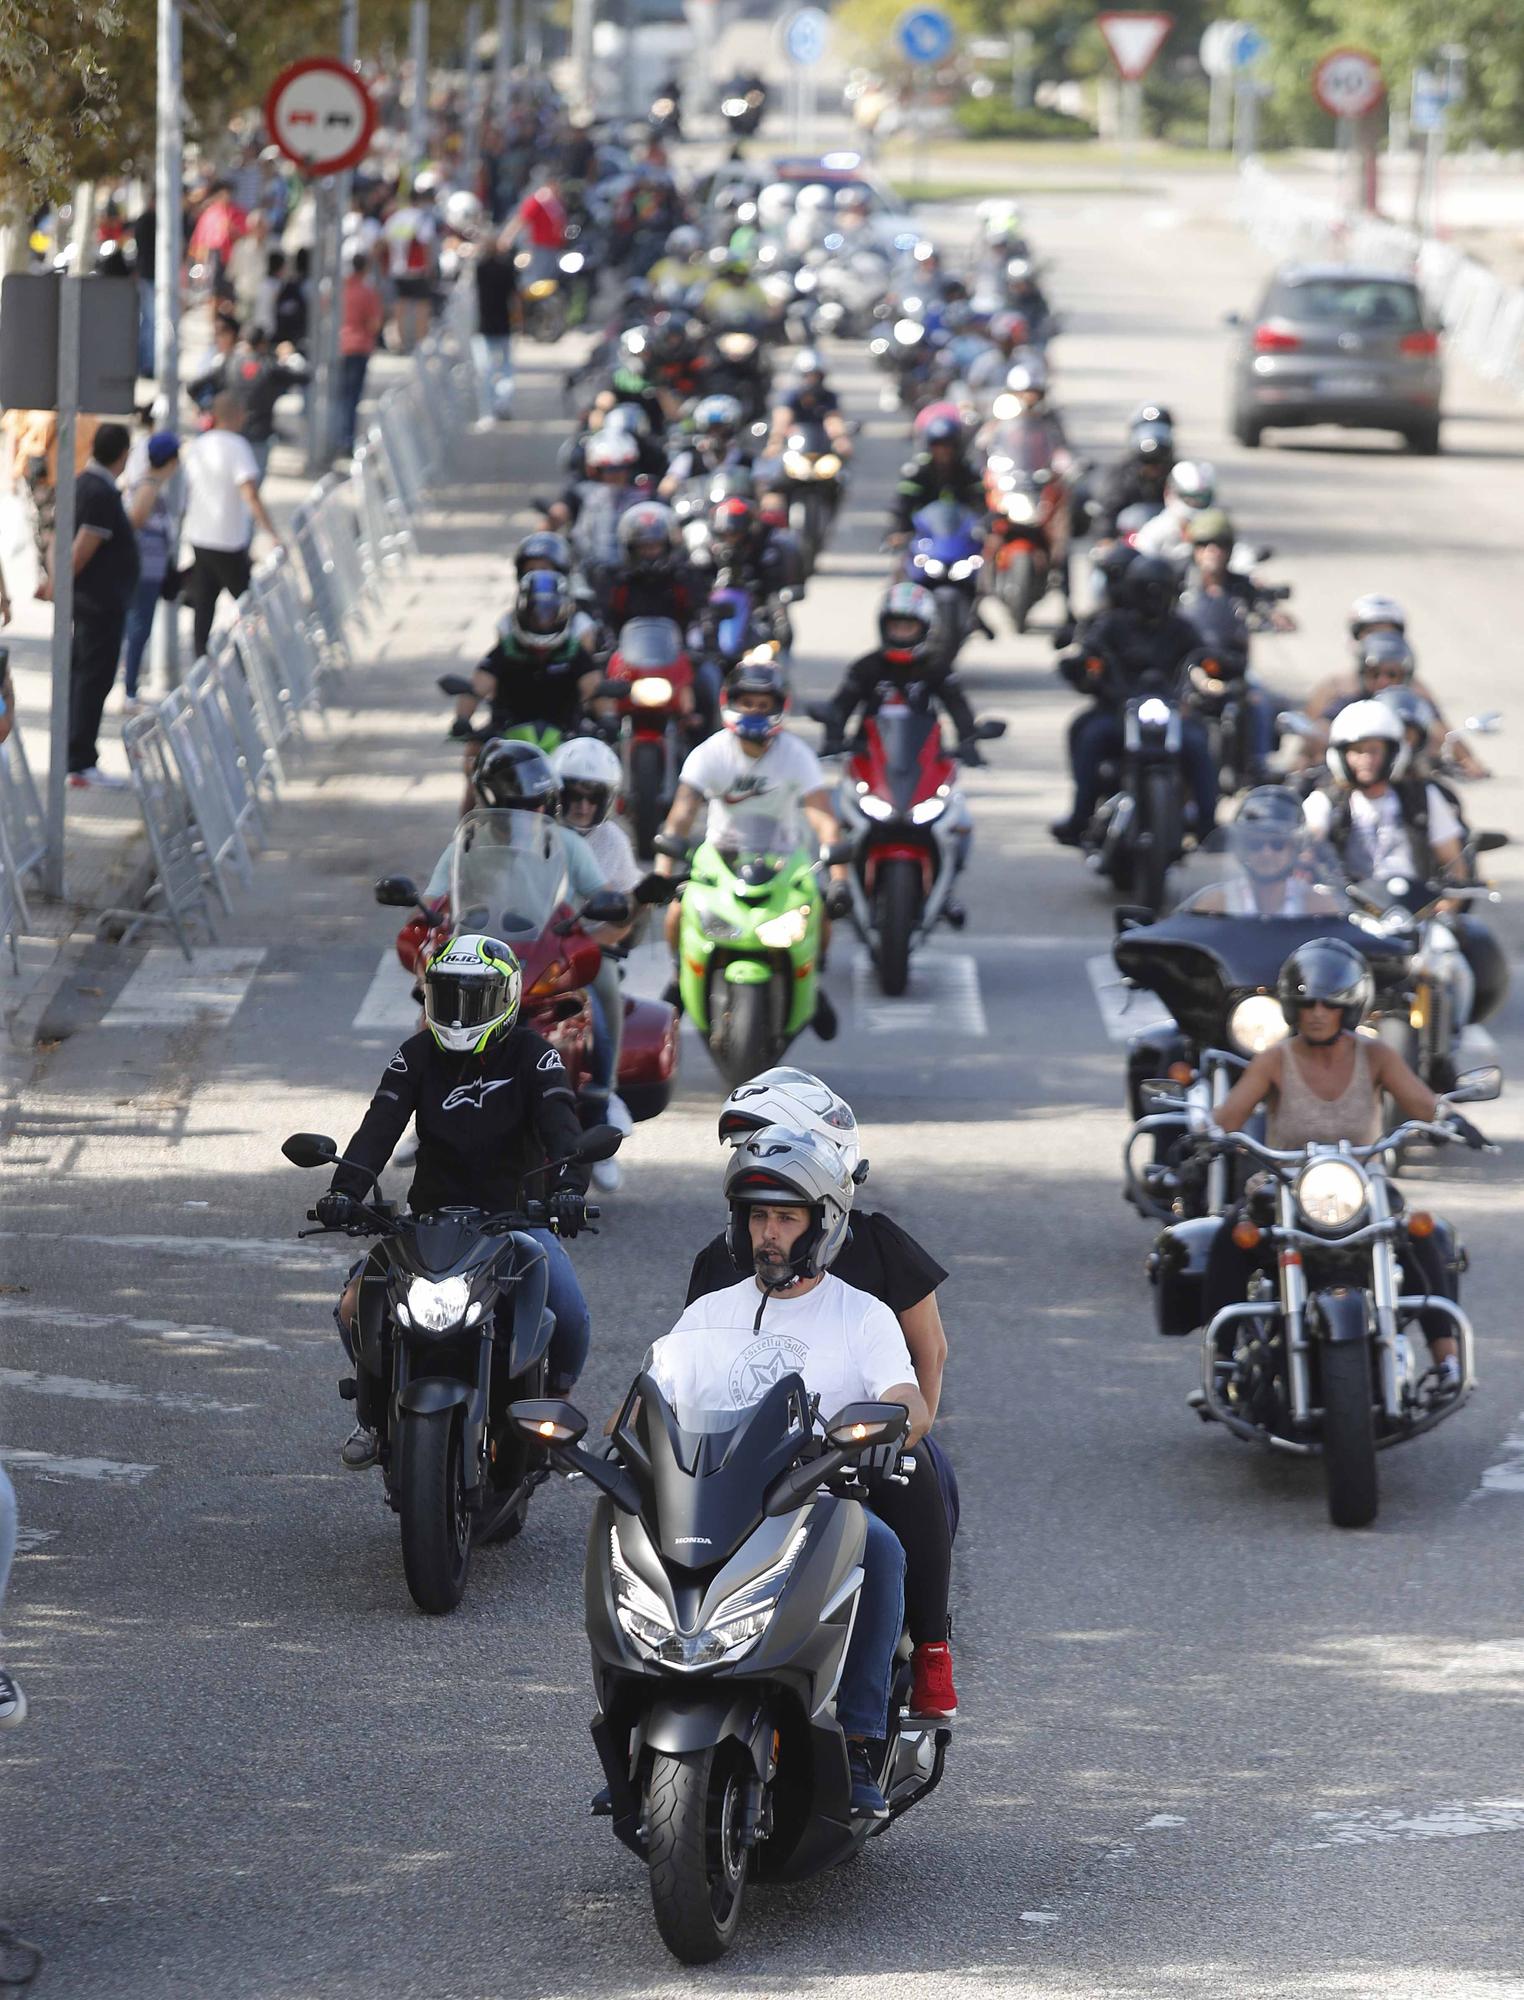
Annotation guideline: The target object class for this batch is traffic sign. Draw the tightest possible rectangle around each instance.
[1098,12,1173,83]
[895,7,957,66]
[1411,68,1448,134]
[1199,19,1245,78]
[1232,25,1266,69]
[1312,46,1384,120]
[264,57,377,177]
[783,7,830,68]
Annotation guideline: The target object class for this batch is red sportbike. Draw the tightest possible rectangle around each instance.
[981,416,1073,634]
[828,700,1005,997]
[380,808,678,1121]
[599,616,703,860]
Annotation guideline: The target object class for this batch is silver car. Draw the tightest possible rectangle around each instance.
[1228,264,1443,453]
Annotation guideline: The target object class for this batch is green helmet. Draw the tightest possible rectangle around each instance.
[423,933,522,1054]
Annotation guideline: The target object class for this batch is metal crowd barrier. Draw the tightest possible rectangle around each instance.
[1238,160,1524,396]
[96,301,477,959]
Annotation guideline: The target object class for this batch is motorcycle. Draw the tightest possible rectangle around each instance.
[656,815,828,1085]
[719,77,767,138]
[775,420,846,577]
[1115,909,1415,1223]
[599,617,701,860]
[515,248,576,345]
[868,301,934,411]
[434,674,570,756]
[505,1371,948,1961]
[1059,651,1192,918]
[981,422,1071,633]
[379,807,679,1122]
[818,697,1005,996]
[899,502,985,667]
[282,1122,621,1612]
[704,328,772,425]
[1148,1083,1498,1527]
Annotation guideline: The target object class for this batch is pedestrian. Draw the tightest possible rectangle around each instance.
[230,326,307,485]
[253,248,285,341]
[133,196,157,378]
[275,251,310,352]
[189,312,241,413]
[4,407,101,580]
[187,179,247,301]
[36,422,138,789]
[181,392,283,659]
[336,251,384,455]
[383,174,440,352]
[228,208,271,327]
[118,428,181,711]
[472,232,516,427]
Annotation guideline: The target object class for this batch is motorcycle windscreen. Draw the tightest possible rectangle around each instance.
[616,617,685,671]
[708,812,793,883]
[984,417,1058,475]
[868,705,942,815]
[911,500,980,551]
[616,1370,814,1572]
[450,808,569,944]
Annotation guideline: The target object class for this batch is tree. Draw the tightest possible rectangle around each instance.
[0,1,120,215]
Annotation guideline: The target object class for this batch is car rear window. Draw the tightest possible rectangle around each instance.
[1270,278,1423,330]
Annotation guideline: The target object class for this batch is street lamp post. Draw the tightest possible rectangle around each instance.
[151,0,183,695]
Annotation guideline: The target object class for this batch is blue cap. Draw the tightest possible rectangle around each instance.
[147,430,181,467]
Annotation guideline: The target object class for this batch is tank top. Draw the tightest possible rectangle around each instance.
[1266,1037,1381,1150]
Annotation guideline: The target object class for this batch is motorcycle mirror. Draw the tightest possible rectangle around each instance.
[1254,543,1275,563]
[374,875,422,908]
[634,872,677,906]
[652,832,691,861]
[581,889,634,926]
[1465,712,1503,735]
[436,672,474,697]
[1447,1066,1503,1105]
[282,1133,338,1169]
[1113,904,1155,936]
[823,838,856,865]
[1223,309,1243,328]
[508,1398,589,1447]
[1031,467,1052,486]
[1475,830,1509,853]
[574,1123,624,1164]
[1276,710,1318,741]
[824,1401,909,1451]
[975,718,1007,740]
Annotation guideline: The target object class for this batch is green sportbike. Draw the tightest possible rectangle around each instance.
[657,815,833,1086]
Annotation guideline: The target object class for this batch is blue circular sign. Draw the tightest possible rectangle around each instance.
[896,6,956,64]
[1232,25,1267,69]
[784,7,830,67]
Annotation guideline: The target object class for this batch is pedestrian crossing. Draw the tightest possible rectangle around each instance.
[102,946,267,1029]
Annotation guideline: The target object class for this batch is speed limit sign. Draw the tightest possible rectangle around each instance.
[1312,46,1384,120]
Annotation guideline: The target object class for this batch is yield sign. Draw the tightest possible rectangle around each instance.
[1098,12,1173,81]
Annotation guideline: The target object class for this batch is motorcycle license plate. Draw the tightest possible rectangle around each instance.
[1318,373,1381,396]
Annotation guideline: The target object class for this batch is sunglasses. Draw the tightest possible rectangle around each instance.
[560,784,605,807]
[1241,833,1297,854]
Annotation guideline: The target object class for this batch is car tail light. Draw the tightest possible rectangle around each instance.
[1252,324,1302,353]
[1399,329,1440,356]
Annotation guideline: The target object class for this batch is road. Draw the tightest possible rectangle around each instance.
[4,172,1524,1998]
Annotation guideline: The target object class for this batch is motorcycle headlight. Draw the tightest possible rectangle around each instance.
[698,907,742,940]
[1294,1158,1368,1231]
[611,1531,677,1653]
[756,904,812,948]
[1137,697,1172,729]
[917,556,945,579]
[992,392,1021,419]
[1228,995,1289,1056]
[559,251,585,274]
[911,796,947,824]
[783,452,813,480]
[1003,493,1037,523]
[814,452,841,478]
[948,556,982,581]
[794,268,818,292]
[721,96,747,116]
[1189,663,1227,698]
[404,1274,472,1334]
[629,675,675,707]
[894,319,924,345]
[525,277,557,300]
[858,794,894,821]
[613,1523,808,1669]
[718,332,757,360]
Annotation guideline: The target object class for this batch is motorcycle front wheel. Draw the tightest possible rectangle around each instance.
[646,1745,750,1964]
[1136,766,1181,917]
[1320,1341,1379,1529]
[874,856,921,997]
[629,737,667,860]
[710,977,780,1086]
[397,1408,473,1614]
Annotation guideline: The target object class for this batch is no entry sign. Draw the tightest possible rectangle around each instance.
[265,57,377,177]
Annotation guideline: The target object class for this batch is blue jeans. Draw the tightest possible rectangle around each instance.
[586,957,623,1101]
[836,1509,905,1739]
[337,352,370,455]
[523,1227,591,1394]
[1070,707,1219,834]
[120,571,164,699]
[471,333,515,422]
[138,277,156,378]
[0,1459,16,1631]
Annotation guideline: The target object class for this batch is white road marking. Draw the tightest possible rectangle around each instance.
[0,1231,347,1271]
[1019,1912,1060,1926]
[102,947,266,1028]
[353,948,419,1033]
[2,1449,156,1485]
[1087,952,1174,1045]
[14,1526,57,1552]
[1473,1410,1524,1495]
[852,949,987,1036]
[0,1368,253,1416]
[0,1301,279,1352]
[1298,1800,1524,1850]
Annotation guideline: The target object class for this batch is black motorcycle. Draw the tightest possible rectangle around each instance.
[1060,652,1190,917]
[719,76,767,138]
[506,1372,950,1963]
[775,419,845,575]
[283,1125,619,1615]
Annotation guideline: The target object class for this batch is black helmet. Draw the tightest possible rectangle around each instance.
[1124,555,1180,620]
[1356,630,1417,688]
[472,738,561,814]
[1276,938,1374,1033]
[922,413,962,448]
[515,530,574,578]
[1093,540,1138,595]
[1230,786,1304,878]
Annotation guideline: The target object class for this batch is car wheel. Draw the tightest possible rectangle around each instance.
[1231,408,1262,448]
[1405,421,1442,456]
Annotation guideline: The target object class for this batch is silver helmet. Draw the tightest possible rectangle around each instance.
[718,1067,863,1179]
[723,1124,855,1281]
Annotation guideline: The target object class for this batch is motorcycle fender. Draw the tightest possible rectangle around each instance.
[618,995,679,1085]
[505,1236,553,1376]
[1151,1216,1219,1337]
[396,1377,474,1417]
[723,957,773,985]
[1308,1288,1371,1344]
[635,1694,771,1777]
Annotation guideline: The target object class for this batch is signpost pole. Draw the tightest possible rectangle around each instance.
[43,278,82,901]
[462,3,486,180]
[151,0,183,696]
[305,184,332,475]
[492,0,513,121]
[408,1,430,167]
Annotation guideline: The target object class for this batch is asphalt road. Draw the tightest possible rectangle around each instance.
[4,174,1524,1998]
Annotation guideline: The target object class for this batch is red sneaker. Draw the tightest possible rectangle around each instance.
[910,1641,958,1719]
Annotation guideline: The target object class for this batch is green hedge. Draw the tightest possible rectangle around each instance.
[951,99,1095,141]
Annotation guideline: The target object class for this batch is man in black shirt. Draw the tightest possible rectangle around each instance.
[473,238,517,425]
[319,934,596,1468]
[50,424,139,787]
[229,327,307,485]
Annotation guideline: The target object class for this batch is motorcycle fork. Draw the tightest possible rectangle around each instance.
[1205,1062,1232,1215]
[1366,1178,1404,1420]
[1277,1187,1312,1425]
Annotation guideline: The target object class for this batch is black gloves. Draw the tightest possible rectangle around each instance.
[1444,1113,1488,1152]
[824,879,853,920]
[958,739,986,768]
[548,1187,588,1237]
[315,1191,361,1230]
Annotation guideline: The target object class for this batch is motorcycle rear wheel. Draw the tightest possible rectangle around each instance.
[875,857,921,997]
[1321,1339,1379,1528]
[646,1745,750,1963]
[397,1408,473,1614]
[630,738,667,861]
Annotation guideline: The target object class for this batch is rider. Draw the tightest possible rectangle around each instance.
[646,223,706,303]
[687,1069,959,1721]
[698,256,769,328]
[765,349,853,461]
[1051,554,1219,847]
[321,933,595,1469]
[1200,938,1487,1400]
[1090,404,1175,540]
[549,429,652,582]
[642,1125,932,1818]
[1177,510,1290,776]
[889,413,985,544]
[821,581,982,758]
[604,501,705,627]
[452,572,601,805]
[1131,459,1217,564]
[654,655,850,1036]
[1180,786,1343,917]
[659,391,751,499]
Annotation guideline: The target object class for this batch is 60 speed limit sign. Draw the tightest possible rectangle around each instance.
[1312,46,1384,120]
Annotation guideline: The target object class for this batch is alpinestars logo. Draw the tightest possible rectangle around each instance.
[387,1050,409,1074]
[536,1049,565,1072]
[441,1077,515,1112]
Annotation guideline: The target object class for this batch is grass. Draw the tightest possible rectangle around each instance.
[876,134,1240,178]
[886,175,1161,202]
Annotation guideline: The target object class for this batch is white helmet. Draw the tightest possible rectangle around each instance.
[795,347,825,379]
[549,737,622,826]
[1168,459,1216,511]
[718,1067,863,1178]
[1005,357,1048,395]
[723,1124,856,1281]
[444,190,483,234]
[796,184,833,214]
[1328,698,1411,784]
[586,429,639,472]
[1348,592,1407,638]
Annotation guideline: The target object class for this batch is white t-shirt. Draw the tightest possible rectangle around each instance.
[1302,783,1461,883]
[582,818,641,894]
[644,1273,915,1427]
[182,430,261,552]
[678,728,825,849]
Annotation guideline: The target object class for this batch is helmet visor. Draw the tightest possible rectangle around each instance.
[425,969,515,1033]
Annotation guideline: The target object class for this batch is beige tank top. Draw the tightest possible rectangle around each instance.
[1267,1037,1381,1150]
